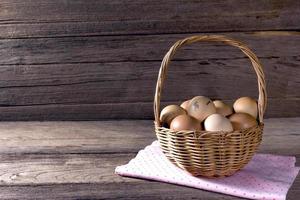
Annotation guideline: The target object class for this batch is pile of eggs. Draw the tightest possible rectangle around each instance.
[160,96,259,132]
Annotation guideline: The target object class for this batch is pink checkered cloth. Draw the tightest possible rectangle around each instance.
[115,141,299,200]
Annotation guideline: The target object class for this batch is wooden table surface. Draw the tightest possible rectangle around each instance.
[0,118,298,199]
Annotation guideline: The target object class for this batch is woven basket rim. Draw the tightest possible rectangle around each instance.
[154,121,264,137]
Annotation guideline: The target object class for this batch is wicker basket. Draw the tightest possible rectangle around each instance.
[154,35,267,177]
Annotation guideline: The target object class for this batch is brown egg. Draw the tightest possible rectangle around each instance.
[160,105,186,125]
[170,115,201,132]
[204,114,233,132]
[213,100,233,117]
[187,96,216,122]
[229,113,258,130]
[233,97,258,119]
[180,99,191,110]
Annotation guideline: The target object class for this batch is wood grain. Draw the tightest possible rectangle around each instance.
[0,32,299,65]
[0,121,155,154]
[0,99,299,121]
[0,181,297,200]
[0,0,299,38]
[0,118,298,155]
[0,32,299,119]
[0,1,299,120]
[0,153,134,184]
[0,58,297,104]
[0,183,246,200]
[0,119,297,199]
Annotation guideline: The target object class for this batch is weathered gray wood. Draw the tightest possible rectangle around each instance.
[0,119,298,199]
[0,118,298,155]
[0,0,299,38]
[0,179,296,200]
[0,99,299,121]
[0,32,299,65]
[0,120,156,154]
[0,1,298,121]
[0,118,300,155]
[0,183,246,200]
[0,153,135,184]
[0,58,297,104]
[0,56,298,101]
[0,32,299,119]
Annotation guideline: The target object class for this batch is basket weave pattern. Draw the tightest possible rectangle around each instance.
[153,35,267,177]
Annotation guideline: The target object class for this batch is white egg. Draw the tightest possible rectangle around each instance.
[204,114,233,132]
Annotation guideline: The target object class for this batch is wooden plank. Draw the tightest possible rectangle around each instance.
[0,118,298,155]
[0,153,135,184]
[0,180,297,200]
[0,32,298,119]
[0,119,298,199]
[0,58,297,105]
[0,99,299,121]
[0,183,245,200]
[0,121,156,154]
[0,0,299,38]
[0,32,299,65]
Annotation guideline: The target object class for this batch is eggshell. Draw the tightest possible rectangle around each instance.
[187,96,216,122]
[170,114,201,132]
[229,113,258,130]
[204,114,233,132]
[213,100,233,117]
[160,105,186,125]
[233,97,258,119]
[180,99,191,110]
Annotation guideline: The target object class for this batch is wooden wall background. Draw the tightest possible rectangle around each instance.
[0,0,299,120]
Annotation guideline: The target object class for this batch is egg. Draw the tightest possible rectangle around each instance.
[180,99,191,110]
[160,105,186,125]
[204,114,233,132]
[233,97,258,119]
[229,113,258,130]
[170,114,201,132]
[213,100,233,117]
[187,96,216,122]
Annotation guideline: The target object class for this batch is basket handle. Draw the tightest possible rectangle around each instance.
[154,35,267,125]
